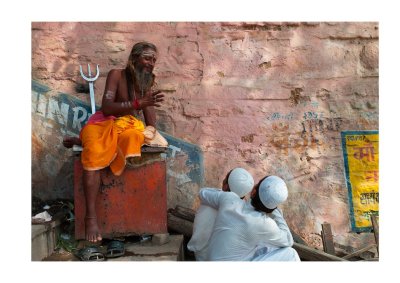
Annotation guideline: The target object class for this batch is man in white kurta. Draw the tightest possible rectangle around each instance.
[199,175,300,261]
[187,168,254,261]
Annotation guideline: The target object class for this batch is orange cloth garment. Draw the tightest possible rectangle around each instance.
[80,115,145,176]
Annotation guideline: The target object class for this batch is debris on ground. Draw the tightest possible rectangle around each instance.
[32,211,52,223]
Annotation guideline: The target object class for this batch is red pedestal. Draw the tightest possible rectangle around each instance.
[74,156,167,239]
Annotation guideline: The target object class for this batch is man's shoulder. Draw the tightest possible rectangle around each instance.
[107,68,124,79]
[109,68,124,72]
[219,191,242,202]
[244,203,268,219]
[199,187,220,194]
[249,211,279,228]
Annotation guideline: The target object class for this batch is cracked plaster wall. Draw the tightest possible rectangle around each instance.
[32,22,378,250]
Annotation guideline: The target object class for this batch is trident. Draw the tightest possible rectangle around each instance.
[79,64,100,114]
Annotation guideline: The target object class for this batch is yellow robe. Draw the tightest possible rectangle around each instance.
[80,115,145,176]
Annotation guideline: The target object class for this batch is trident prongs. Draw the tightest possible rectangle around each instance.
[79,64,100,82]
[79,64,100,114]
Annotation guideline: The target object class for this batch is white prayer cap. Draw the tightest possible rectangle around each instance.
[259,176,288,209]
[228,168,254,198]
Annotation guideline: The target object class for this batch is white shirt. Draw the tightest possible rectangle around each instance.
[199,188,294,261]
[186,203,217,260]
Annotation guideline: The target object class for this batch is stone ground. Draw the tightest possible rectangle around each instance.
[43,234,187,261]
[33,199,191,261]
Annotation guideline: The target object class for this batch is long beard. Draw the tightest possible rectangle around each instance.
[134,66,153,93]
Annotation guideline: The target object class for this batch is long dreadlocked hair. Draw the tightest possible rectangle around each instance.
[125,42,157,101]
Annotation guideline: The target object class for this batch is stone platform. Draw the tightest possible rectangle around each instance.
[34,224,184,261]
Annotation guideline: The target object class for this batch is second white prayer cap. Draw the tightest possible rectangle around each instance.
[259,176,288,209]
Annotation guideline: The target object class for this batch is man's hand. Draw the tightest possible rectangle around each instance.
[138,90,164,109]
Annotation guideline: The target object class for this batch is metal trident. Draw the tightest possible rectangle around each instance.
[79,64,100,114]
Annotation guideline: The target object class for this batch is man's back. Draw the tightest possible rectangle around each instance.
[186,204,217,260]
[200,189,293,261]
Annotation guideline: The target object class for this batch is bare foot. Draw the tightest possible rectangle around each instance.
[85,217,102,243]
[63,136,82,148]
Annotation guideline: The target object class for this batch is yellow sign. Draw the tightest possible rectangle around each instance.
[341,131,379,232]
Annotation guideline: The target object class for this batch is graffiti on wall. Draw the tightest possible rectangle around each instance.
[301,117,343,133]
[32,80,93,137]
[341,130,379,232]
[266,107,344,156]
[266,112,295,121]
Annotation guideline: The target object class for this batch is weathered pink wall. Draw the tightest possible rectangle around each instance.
[32,22,378,250]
